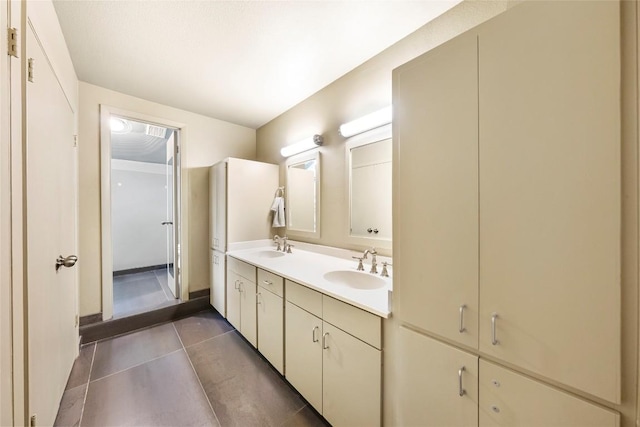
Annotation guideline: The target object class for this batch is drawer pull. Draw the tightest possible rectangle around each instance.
[262,280,273,286]
[459,304,466,333]
[458,366,466,397]
[322,332,329,350]
[491,313,499,345]
[312,326,319,343]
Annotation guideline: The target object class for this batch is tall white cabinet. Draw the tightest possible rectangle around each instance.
[209,158,279,317]
[393,1,621,424]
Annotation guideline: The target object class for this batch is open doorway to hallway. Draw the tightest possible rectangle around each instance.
[109,116,181,318]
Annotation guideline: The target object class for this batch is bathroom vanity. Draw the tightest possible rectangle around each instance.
[225,242,391,427]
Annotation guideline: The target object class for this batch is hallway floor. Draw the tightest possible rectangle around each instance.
[113,268,179,318]
[54,309,328,427]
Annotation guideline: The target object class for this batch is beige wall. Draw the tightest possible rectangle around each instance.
[78,82,256,316]
[256,1,512,256]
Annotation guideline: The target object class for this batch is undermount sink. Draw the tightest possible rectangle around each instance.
[254,250,285,259]
[323,270,386,290]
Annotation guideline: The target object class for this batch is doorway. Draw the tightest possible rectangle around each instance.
[108,116,181,318]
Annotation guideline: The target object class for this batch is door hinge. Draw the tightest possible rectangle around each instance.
[7,28,18,58]
[30,414,36,427]
[74,135,78,147]
[75,314,79,327]
[27,58,34,82]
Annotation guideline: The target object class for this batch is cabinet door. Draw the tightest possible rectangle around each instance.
[226,269,241,330]
[239,280,257,347]
[212,161,226,251]
[397,327,478,427]
[479,360,619,427]
[322,322,381,427]
[285,302,323,413]
[257,288,284,374]
[393,31,479,349]
[478,1,620,403]
[211,252,226,317]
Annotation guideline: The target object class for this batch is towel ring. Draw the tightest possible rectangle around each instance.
[275,186,285,197]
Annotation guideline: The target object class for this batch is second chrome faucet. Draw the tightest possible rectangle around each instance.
[352,247,379,274]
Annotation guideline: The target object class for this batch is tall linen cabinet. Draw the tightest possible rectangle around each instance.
[392,1,621,425]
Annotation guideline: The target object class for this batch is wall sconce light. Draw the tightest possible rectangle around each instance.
[280,134,324,158]
[339,106,392,138]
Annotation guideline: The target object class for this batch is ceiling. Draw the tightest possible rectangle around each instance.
[111,118,172,164]
[53,0,462,129]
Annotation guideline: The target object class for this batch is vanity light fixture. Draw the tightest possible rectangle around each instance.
[339,106,392,138]
[280,134,324,158]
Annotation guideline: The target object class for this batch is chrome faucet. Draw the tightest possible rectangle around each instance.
[281,236,288,252]
[273,235,282,251]
[369,249,378,274]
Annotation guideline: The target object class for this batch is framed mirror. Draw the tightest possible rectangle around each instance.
[346,124,392,249]
[286,150,321,238]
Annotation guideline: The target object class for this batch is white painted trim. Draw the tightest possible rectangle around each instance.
[344,124,392,250]
[100,105,188,320]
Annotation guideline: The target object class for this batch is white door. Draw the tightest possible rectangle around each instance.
[165,131,179,298]
[26,25,78,426]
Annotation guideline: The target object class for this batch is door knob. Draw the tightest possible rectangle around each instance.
[56,255,78,271]
[161,221,173,225]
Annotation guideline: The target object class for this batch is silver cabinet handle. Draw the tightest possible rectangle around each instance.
[238,281,243,293]
[234,280,239,290]
[257,292,261,304]
[262,280,272,286]
[458,366,466,397]
[491,313,499,345]
[312,326,319,343]
[55,255,78,271]
[161,221,173,225]
[459,304,466,333]
[322,332,329,349]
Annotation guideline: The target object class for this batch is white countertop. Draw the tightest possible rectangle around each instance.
[227,244,392,318]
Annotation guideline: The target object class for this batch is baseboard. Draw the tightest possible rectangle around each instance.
[79,312,103,326]
[189,288,210,299]
[79,296,212,344]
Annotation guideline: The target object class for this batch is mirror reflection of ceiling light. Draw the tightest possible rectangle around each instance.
[110,117,131,134]
[281,134,324,158]
[339,106,392,138]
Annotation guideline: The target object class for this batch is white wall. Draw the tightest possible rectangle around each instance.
[78,82,256,316]
[111,160,168,271]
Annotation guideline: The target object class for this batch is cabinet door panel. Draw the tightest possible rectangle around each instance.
[257,288,284,374]
[393,31,479,348]
[397,327,478,427]
[226,270,241,330]
[240,281,257,347]
[479,360,619,427]
[211,252,226,317]
[478,1,620,403]
[322,322,381,427]
[285,302,323,413]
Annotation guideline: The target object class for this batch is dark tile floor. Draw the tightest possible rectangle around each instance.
[54,309,329,427]
[113,269,179,319]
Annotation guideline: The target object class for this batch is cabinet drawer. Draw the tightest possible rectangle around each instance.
[323,296,381,349]
[227,256,256,282]
[286,280,322,318]
[257,269,284,297]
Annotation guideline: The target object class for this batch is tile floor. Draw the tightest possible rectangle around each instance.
[54,309,329,427]
[113,269,179,318]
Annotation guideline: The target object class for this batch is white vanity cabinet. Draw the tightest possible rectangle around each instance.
[397,327,618,427]
[394,0,620,406]
[226,257,257,347]
[256,269,284,374]
[285,280,382,427]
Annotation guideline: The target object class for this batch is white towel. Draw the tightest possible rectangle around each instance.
[271,196,286,228]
